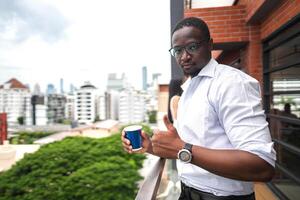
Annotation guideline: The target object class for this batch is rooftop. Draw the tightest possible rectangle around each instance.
[0,78,28,89]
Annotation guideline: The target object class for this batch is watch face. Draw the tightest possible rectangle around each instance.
[179,149,191,163]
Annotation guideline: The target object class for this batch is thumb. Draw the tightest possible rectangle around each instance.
[163,115,176,132]
[141,131,149,139]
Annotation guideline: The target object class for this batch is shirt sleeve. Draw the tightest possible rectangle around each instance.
[214,72,276,167]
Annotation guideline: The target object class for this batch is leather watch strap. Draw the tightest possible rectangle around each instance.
[184,143,193,152]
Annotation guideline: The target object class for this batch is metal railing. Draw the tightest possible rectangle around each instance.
[267,113,300,199]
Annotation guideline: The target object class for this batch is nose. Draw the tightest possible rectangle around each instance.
[180,49,192,62]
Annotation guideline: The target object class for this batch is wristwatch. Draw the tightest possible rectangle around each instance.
[178,143,193,163]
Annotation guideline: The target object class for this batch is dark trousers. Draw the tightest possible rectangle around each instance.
[179,182,256,200]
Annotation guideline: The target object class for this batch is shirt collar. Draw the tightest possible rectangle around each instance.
[181,77,191,91]
[180,58,218,91]
[197,58,218,78]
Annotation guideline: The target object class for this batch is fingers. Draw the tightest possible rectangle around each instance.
[121,130,133,153]
[163,115,176,132]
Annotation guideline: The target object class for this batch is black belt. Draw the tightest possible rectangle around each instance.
[180,182,255,200]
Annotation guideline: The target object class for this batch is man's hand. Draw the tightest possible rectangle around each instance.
[121,129,152,154]
[151,115,185,159]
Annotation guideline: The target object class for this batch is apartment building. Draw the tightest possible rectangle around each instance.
[65,94,75,121]
[119,88,146,124]
[74,82,98,124]
[47,94,66,123]
[0,78,31,126]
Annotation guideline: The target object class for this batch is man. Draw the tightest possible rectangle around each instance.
[282,103,297,119]
[122,17,276,200]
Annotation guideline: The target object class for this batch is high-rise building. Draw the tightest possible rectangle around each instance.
[152,73,161,86]
[46,84,56,95]
[97,93,106,121]
[33,83,42,95]
[106,73,128,91]
[60,78,64,94]
[75,82,98,124]
[119,88,146,123]
[31,95,47,125]
[65,94,75,121]
[105,90,119,120]
[0,78,32,126]
[142,66,148,90]
[47,94,66,123]
[69,84,76,94]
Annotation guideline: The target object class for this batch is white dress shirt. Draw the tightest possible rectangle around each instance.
[176,59,276,196]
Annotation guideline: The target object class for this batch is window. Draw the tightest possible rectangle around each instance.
[263,15,300,200]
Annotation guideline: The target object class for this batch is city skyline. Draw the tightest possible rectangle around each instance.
[0,68,161,95]
[0,0,171,92]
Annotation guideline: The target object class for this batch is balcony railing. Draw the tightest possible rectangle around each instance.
[135,157,166,200]
[135,114,294,200]
[267,113,300,199]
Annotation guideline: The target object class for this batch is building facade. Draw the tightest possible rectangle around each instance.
[119,89,146,124]
[65,94,75,121]
[106,73,128,91]
[47,94,66,123]
[74,82,98,124]
[142,66,148,91]
[105,91,119,120]
[31,95,47,125]
[98,94,106,121]
[0,78,31,126]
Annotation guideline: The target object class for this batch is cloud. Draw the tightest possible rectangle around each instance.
[0,0,68,43]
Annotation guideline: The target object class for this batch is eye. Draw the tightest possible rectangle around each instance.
[187,43,200,52]
[173,47,183,55]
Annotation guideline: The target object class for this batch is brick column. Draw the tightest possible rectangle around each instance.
[244,25,263,84]
[0,113,8,144]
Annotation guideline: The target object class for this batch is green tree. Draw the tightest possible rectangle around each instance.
[9,131,54,144]
[0,130,146,200]
[148,110,157,123]
[94,115,100,122]
[17,116,24,125]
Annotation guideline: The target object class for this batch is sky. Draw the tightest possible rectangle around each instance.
[0,0,171,92]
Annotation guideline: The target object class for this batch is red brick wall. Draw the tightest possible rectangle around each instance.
[236,0,266,23]
[244,25,263,83]
[261,0,300,39]
[185,5,249,44]
[0,113,7,144]
[185,5,263,83]
[184,0,300,86]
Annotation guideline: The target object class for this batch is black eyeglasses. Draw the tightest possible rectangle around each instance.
[169,40,208,58]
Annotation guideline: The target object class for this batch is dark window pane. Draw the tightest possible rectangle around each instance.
[269,66,300,118]
[269,34,300,69]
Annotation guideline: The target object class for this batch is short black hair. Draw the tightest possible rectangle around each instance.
[172,17,210,41]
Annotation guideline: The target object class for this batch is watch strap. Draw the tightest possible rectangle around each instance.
[184,143,193,152]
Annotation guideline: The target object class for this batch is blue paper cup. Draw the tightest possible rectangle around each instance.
[124,125,142,151]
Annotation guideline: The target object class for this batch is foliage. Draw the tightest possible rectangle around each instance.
[94,115,100,122]
[0,131,146,200]
[275,96,297,107]
[9,131,55,144]
[62,119,71,125]
[57,119,64,124]
[148,110,157,123]
[17,117,24,125]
